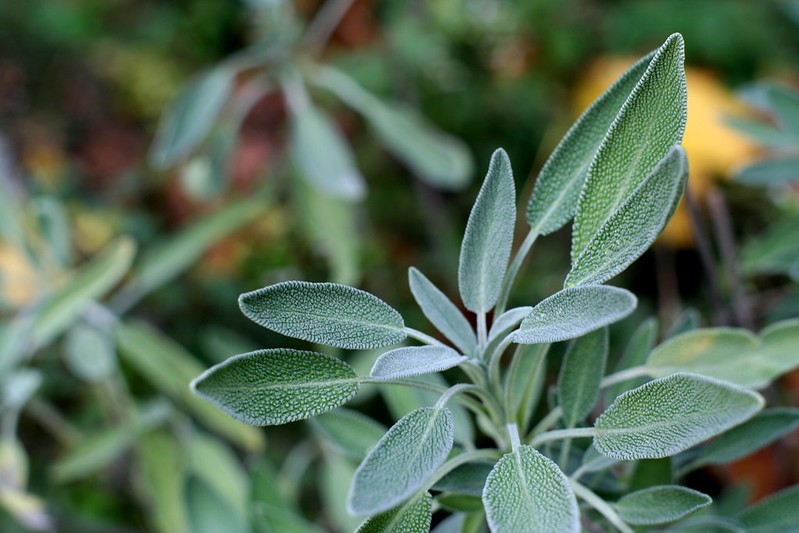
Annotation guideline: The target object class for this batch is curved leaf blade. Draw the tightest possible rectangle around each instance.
[739,484,799,533]
[239,281,406,350]
[594,373,764,460]
[348,406,454,516]
[614,485,711,525]
[191,349,360,426]
[558,328,608,428]
[355,492,433,533]
[482,445,579,533]
[311,408,387,461]
[512,286,636,345]
[370,346,467,380]
[735,155,799,186]
[458,148,516,313]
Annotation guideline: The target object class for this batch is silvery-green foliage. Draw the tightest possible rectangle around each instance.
[355,492,433,533]
[558,328,608,428]
[370,346,468,380]
[512,286,637,344]
[486,307,533,352]
[239,281,406,349]
[739,484,799,533]
[458,148,516,313]
[311,408,386,461]
[613,486,711,525]
[482,445,579,532]
[191,349,359,425]
[433,461,494,497]
[594,373,764,460]
[736,155,799,186]
[63,323,117,384]
[348,407,454,516]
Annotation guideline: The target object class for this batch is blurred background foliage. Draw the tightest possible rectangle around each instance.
[1,0,799,531]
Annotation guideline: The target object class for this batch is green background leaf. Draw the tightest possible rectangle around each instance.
[614,485,711,525]
[355,492,433,533]
[558,328,608,427]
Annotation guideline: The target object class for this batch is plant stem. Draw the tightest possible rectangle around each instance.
[487,334,513,396]
[304,0,357,55]
[571,481,634,533]
[507,423,521,453]
[558,436,573,472]
[423,448,501,491]
[530,427,594,448]
[599,366,650,390]
[403,327,448,347]
[495,229,538,316]
[527,406,563,442]
[477,312,487,350]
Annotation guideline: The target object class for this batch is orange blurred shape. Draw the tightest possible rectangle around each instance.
[574,56,760,248]
[0,244,39,308]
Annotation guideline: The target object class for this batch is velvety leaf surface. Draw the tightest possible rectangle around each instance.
[594,373,764,460]
[355,492,433,533]
[512,286,636,344]
[348,407,454,516]
[409,267,476,356]
[311,408,386,461]
[239,282,406,349]
[482,445,579,533]
[572,33,687,260]
[458,148,516,313]
[739,484,799,533]
[487,307,533,348]
[191,349,359,426]
[370,346,467,380]
[526,51,654,235]
[558,328,608,427]
[614,485,711,525]
[566,145,687,287]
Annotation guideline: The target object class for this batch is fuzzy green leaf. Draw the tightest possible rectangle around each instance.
[526,51,654,235]
[239,282,406,350]
[355,492,433,533]
[433,461,494,497]
[567,145,687,287]
[608,317,658,401]
[311,408,386,461]
[594,373,764,460]
[614,486,711,525]
[512,286,636,344]
[409,267,476,356]
[370,346,467,380]
[572,33,687,260]
[739,484,799,533]
[506,343,549,433]
[558,328,608,427]
[735,155,799,186]
[458,148,516,313]
[348,407,454,516]
[63,323,117,384]
[482,445,579,533]
[758,83,799,135]
[487,307,533,347]
[191,349,359,426]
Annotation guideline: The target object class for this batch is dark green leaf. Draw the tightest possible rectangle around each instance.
[558,328,608,427]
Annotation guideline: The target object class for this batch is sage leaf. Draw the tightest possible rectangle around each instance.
[355,492,433,533]
[512,286,637,344]
[739,484,799,533]
[191,349,360,426]
[740,214,799,276]
[572,33,687,260]
[185,476,249,533]
[458,148,516,313]
[506,343,549,432]
[735,155,799,186]
[526,51,654,235]
[370,346,467,380]
[63,323,117,384]
[614,486,711,525]
[133,431,187,533]
[348,406,454,516]
[608,316,658,401]
[409,267,476,356]
[594,373,764,460]
[566,145,688,287]
[239,281,406,350]
[558,328,608,427]
[482,445,579,533]
[487,307,533,347]
[150,66,234,169]
[756,83,799,135]
[311,408,386,460]
[433,461,494,497]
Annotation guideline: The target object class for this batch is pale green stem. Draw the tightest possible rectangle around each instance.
[600,366,650,389]
[304,0,358,55]
[487,334,514,398]
[460,360,489,389]
[528,406,563,442]
[571,480,634,533]
[403,327,448,348]
[435,383,477,410]
[507,423,521,453]
[477,312,487,351]
[423,448,501,492]
[495,230,538,316]
[530,427,595,448]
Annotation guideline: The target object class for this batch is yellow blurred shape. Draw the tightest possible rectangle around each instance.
[73,208,117,255]
[574,56,759,247]
[0,244,39,308]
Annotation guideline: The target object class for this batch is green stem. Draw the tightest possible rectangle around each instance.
[558,436,573,472]
[460,360,488,389]
[528,406,563,442]
[487,335,514,394]
[423,448,501,492]
[507,423,521,453]
[571,480,634,533]
[530,427,595,448]
[477,312,487,350]
[403,327,448,348]
[304,0,358,55]
[495,230,538,316]
[600,366,650,390]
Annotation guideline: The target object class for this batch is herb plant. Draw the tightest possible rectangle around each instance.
[193,34,799,532]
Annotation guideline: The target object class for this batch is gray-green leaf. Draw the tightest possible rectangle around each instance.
[348,406,454,516]
[614,486,711,525]
[739,484,799,533]
[191,349,360,426]
[370,346,467,380]
[239,282,406,350]
[409,267,476,356]
[572,33,687,261]
[594,373,764,460]
[558,328,608,428]
[735,155,799,186]
[512,286,636,344]
[458,148,516,313]
[311,408,386,461]
[566,145,687,287]
[355,492,433,533]
[482,445,579,533]
[526,51,654,235]
[63,323,117,383]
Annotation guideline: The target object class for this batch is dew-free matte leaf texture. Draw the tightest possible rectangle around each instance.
[311,408,386,461]
[483,445,579,533]
[512,286,636,344]
[191,349,359,426]
[409,267,476,356]
[614,486,711,525]
[558,328,608,427]
[567,146,687,287]
[239,282,405,349]
[594,373,764,460]
[735,155,799,186]
[355,492,433,533]
[739,484,799,533]
[487,307,533,348]
[526,51,654,235]
[458,148,516,313]
[348,407,454,516]
[433,461,494,497]
[370,346,468,380]
[572,33,687,261]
